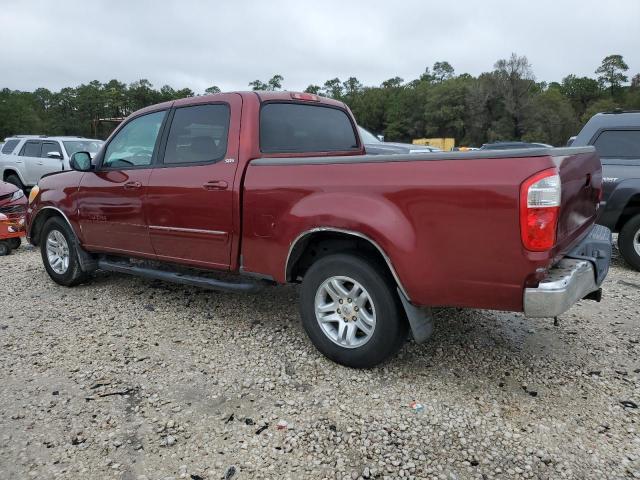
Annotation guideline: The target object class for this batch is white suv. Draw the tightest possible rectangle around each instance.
[0,136,104,189]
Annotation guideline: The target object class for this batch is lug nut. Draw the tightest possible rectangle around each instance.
[354,306,359,311]
[339,299,343,304]
[347,298,352,303]
[336,308,341,313]
[352,316,356,321]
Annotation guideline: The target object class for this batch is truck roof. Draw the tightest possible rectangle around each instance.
[133,91,348,117]
[587,111,640,127]
[3,135,102,142]
[573,111,640,146]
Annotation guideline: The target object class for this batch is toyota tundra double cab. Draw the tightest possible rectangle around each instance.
[26,92,611,368]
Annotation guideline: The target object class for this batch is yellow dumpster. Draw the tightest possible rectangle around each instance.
[412,138,455,151]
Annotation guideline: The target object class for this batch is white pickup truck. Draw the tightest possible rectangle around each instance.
[0,136,103,189]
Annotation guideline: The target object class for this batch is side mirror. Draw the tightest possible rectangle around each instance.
[69,151,93,171]
[376,135,385,142]
[47,151,63,160]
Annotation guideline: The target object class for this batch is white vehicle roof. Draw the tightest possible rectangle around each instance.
[3,135,103,142]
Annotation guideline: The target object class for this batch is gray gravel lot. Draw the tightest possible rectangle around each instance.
[1,245,639,480]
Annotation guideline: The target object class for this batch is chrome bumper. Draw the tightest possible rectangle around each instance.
[524,259,598,318]
[524,224,612,318]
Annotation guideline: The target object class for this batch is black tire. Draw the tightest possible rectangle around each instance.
[619,214,640,271]
[5,174,24,191]
[299,252,407,368]
[8,237,21,250]
[40,216,89,286]
[0,242,11,256]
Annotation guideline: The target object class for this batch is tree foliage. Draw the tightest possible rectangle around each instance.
[595,54,629,95]
[0,79,194,139]
[1,56,638,145]
[432,61,455,82]
[249,74,284,91]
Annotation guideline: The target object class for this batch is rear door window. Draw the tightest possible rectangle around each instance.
[162,104,230,165]
[593,130,640,158]
[260,103,358,153]
[20,141,42,157]
[1,139,19,154]
[41,141,63,158]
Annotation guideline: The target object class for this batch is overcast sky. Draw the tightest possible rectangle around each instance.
[1,0,639,93]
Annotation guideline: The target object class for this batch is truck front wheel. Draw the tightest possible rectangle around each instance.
[40,217,89,286]
[619,214,640,271]
[299,252,407,368]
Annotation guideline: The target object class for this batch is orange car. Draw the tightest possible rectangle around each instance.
[0,181,27,255]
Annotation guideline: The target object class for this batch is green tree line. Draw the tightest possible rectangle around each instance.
[1,53,638,146]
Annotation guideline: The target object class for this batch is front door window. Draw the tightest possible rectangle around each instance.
[103,111,166,169]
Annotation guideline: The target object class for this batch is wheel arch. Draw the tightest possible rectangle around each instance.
[285,227,411,301]
[615,192,640,232]
[600,179,640,232]
[2,168,27,185]
[29,206,77,247]
[30,206,98,273]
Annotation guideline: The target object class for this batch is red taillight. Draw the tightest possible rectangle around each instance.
[290,92,320,102]
[520,168,561,251]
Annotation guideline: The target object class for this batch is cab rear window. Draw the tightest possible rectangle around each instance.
[260,103,358,153]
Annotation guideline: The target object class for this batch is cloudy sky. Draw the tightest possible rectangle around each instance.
[1,0,639,93]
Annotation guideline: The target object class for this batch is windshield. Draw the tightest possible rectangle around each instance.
[63,140,104,157]
[357,126,381,143]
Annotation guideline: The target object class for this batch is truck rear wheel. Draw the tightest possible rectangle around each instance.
[619,214,640,271]
[0,241,10,256]
[299,252,407,368]
[40,217,89,286]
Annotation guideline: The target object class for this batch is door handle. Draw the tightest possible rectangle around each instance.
[124,181,142,190]
[203,180,228,191]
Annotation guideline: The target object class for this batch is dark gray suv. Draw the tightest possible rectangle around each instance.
[571,111,640,270]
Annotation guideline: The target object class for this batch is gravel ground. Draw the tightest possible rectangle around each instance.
[0,244,639,480]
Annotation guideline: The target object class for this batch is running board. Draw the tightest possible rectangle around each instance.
[97,259,267,294]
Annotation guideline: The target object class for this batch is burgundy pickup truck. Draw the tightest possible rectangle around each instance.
[26,92,612,367]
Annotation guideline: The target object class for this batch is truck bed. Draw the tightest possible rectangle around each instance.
[242,146,602,311]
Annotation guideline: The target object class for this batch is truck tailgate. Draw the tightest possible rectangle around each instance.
[553,147,602,258]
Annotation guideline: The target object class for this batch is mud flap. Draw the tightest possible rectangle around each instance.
[566,224,612,287]
[398,288,434,344]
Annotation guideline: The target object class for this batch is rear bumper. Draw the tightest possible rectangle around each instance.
[523,225,612,318]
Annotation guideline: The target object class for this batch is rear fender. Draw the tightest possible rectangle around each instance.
[283,192,416,295]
